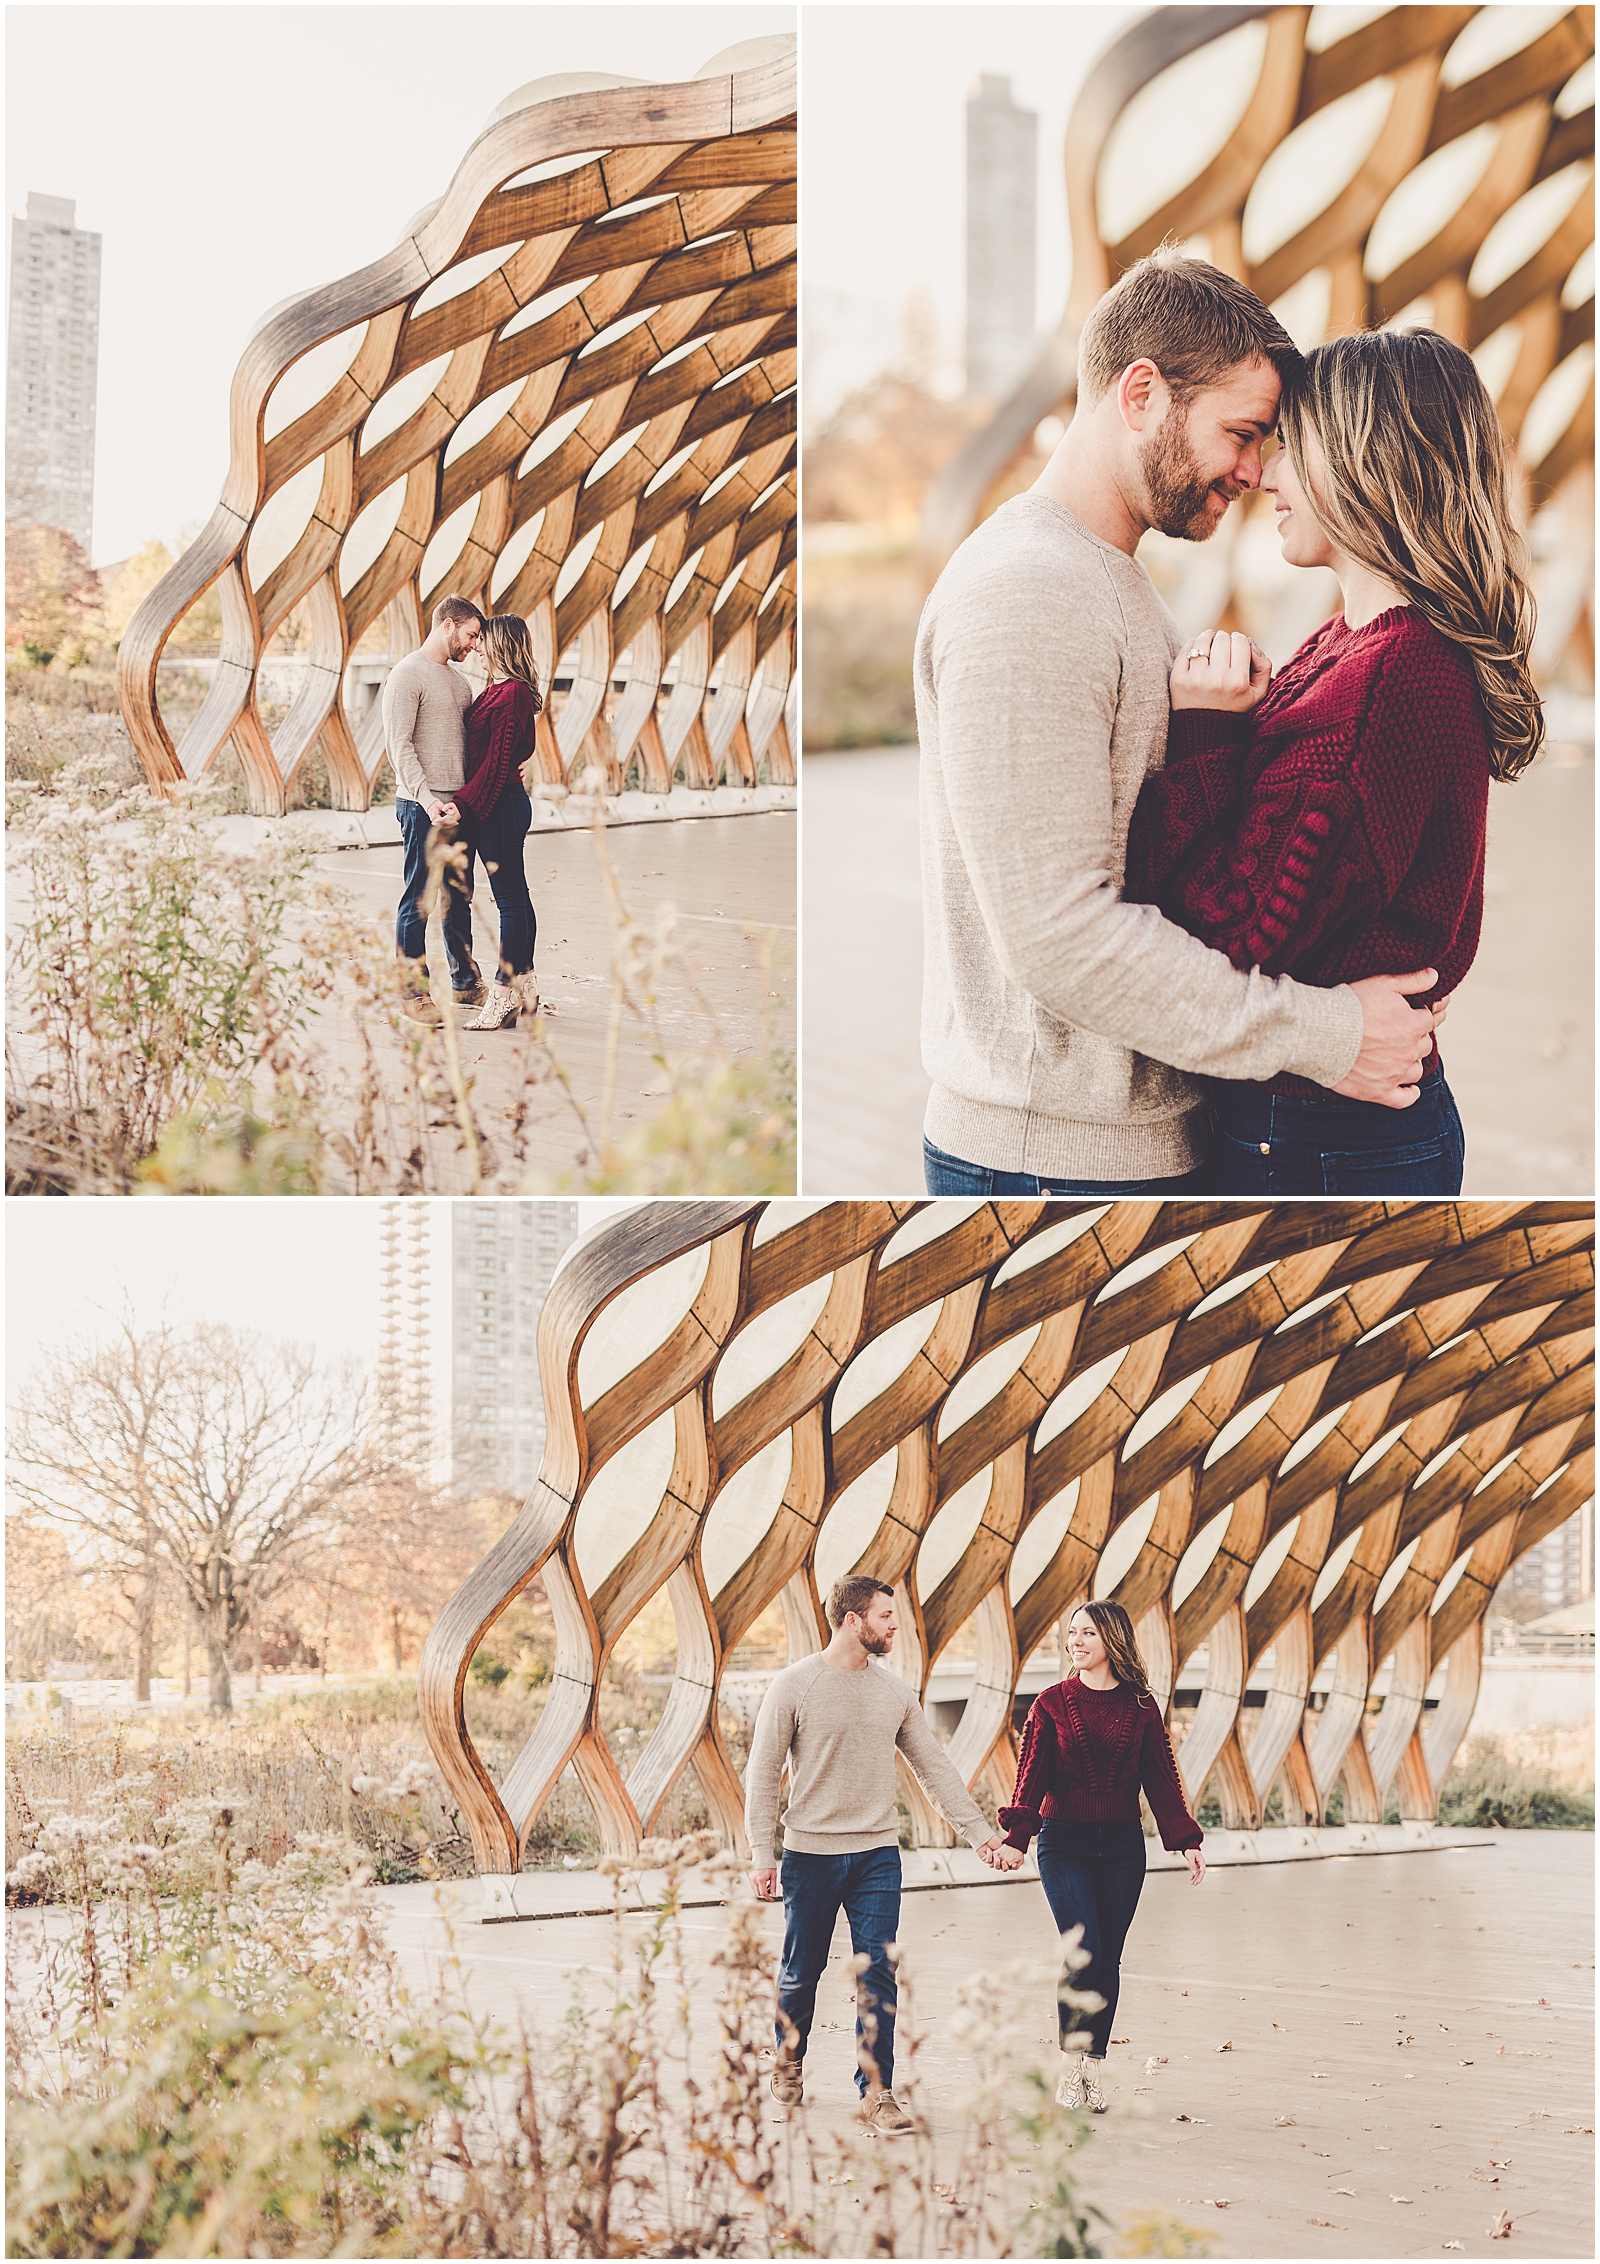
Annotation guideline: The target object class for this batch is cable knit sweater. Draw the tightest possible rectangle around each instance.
[1124,606,1491,1090]
[455,679,540,820]
[999,1677,1202,1853]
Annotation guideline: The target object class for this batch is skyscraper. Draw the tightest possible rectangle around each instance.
[964,76,1038,402]
[451,1202,582,1495]
[6,193,101,550]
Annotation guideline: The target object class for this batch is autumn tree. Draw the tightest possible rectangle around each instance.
[10,1320,374,1712]
[5,524,103,663]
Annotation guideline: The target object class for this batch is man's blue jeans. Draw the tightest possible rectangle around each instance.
[395,797,477,985]
[777,1846,901,2094]
[923,1138,1209,1198]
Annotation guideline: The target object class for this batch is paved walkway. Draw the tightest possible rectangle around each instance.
[318,811,795,1189]
[375,1831,1594,2258]
[801,746,1594,1198]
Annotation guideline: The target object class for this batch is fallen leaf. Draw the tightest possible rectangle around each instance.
[1210,2199,1229,2210]
[1173,2113,1192,2123]
[1392,2195,1413,2203]
[1460,2060,1475,2067]
[1111,2034,1130,2044]
[1272,2021,1288,2030]
[1490,2212,1513,2239]
[1143,2055,1169,2071]
[1307,2218,1336,2229]
[1444,2244,1465,2253]
[1216,2040,1233,2053]
[1311,2071,1331,2079]
[1333,2187,1357,2197]
[1276,2115,1297,2128]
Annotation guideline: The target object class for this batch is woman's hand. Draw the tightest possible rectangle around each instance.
[1170,630,1272,713]
[1185,1848,1207,1886]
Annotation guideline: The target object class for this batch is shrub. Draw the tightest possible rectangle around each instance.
[6,1774,1109,2258]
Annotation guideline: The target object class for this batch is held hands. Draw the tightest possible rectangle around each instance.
[1170,630,1272,713]
[1335,969,1439,1109]
[977,1834,1025,1872]
[427,800,461,827]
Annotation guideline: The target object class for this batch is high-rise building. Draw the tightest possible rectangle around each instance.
[6,193,101,551]
[451,1202,582,1495]
[964,75,1038,402]
[373,1204,434,1474]
[1496,1502,1594,1620]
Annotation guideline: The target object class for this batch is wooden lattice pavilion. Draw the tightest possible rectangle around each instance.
[117,43,795,818]
[420,1198,1594,1873]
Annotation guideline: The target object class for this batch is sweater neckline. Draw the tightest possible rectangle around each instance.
[1328,602,1415,639]
[1064,1674,1130,1698]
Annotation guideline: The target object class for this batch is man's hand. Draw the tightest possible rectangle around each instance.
[427,799,460,827]
[750,1866,779,1901]
[1334,969,1438,1108]
[977,1834,1025,1871]
[1170,630,1272,713]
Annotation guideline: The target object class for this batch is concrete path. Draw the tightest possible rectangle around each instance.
[800,746,1594,1199]
[316,810,795,1190]
[374,1830,1594,2259]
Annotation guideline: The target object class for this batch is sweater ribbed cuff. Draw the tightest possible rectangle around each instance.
[1283,980,1364,1088]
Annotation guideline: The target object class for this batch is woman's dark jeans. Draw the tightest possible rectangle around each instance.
[1206,1071,1465,1195]
[466,784,536,980]
[777,1846,901,2095]
[923,1139,1210,1198]
[1035,1820,1148,2058]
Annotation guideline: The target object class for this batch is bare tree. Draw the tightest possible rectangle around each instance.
[11,1320,372,1713]
[296,1478,497,1675]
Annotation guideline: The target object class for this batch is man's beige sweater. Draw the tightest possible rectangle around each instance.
[744,1654,992,1868]
[381,650,471,807]
[916,493,1365,1180]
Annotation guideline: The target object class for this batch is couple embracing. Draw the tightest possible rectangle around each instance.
[380,594,546,1032]
[918,250,1542,1197]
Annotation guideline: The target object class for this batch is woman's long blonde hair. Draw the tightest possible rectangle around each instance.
[1066,1600,1151,1699]
[481,613,544,709]
[1278,327,1543,781]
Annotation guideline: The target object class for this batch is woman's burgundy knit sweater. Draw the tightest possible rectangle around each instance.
[454,679,540,820]
[999,1677,1202,1853]
[1123,606,1491,1089]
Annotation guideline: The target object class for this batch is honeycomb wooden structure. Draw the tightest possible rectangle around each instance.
[420,1198,1594,1871]
[117,47,795,817]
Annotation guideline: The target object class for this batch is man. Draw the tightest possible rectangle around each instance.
[744,1575,1011,2135]
[381,594,486,1024]
[917,249,1440,1195]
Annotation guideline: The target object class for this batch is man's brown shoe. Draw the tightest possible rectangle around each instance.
[856,2086,914,2135]
[452,968,487,1007]
[770,2057,803,2108]
[399,966,442,1026]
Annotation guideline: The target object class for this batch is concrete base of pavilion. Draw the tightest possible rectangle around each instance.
[462,1822,1497,1925]
[373,1831,1594,2259]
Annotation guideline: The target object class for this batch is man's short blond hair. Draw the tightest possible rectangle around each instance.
[1078,249,1299,407]
[432,594,484,630]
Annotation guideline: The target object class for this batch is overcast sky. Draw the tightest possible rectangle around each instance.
[5,3,794,566]
[803,4,1140,425]
[4,1197,636,1410]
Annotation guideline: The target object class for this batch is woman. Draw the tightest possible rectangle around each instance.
[1124,328,1541,1195]
[448,612,544,1030]
[995,1601,1204,2113]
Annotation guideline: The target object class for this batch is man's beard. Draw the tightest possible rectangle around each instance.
[1141,409,1229,542]
[861,1628,895,1657]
